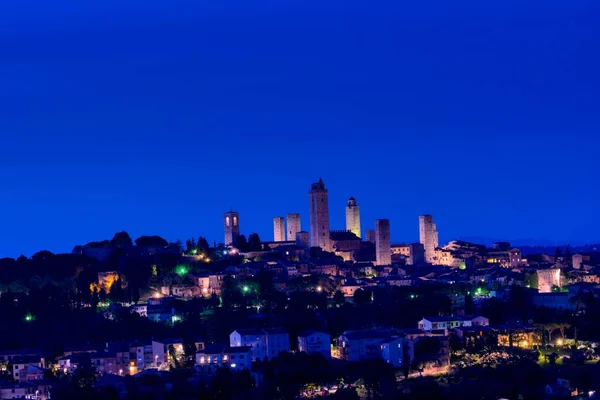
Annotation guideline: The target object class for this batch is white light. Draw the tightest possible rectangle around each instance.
[231,363,236,368]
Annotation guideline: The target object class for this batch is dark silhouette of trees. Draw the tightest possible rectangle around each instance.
[333,290,345,307]
[110,231,133,247]
[247,233,262,252]
[135,235,169,247]
[233,235,249,252]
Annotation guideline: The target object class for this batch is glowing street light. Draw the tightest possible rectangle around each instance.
[316,286,323,293]
[242,286,249,293]
[24,313,34,322]
[556,338,564,346]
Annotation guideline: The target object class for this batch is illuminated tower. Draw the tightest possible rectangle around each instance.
[345,197,361,238]
[286,213,301,241]
[375,219,391,266]
[308,178,331,251]
[419,215,439,263]
[224,211,240,245]
[273,217,285,242]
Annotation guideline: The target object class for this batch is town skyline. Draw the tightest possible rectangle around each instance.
[2,176,599,258]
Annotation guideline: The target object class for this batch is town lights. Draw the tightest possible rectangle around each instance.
[242,286,249,293]
[316,286,323,292]
[556,338,564,346]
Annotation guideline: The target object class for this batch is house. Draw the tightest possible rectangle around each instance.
[90,352,118,375]
[229,328,290,361]
[0,382,37,400]
[105,340,165,374]
[0,349,42,364]
[418,316,489,334]
[11,357,44,382]
[335,329,397,362]
[380,337,404,367]
[196,346,252,373]
[453,326,498,350]
[297,330,331,358]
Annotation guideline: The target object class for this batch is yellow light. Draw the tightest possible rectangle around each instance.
[202,288,208,294]
[154,292,161,299]
[521,340,528,347]
[556,338,564,346]
[316,286,323,292]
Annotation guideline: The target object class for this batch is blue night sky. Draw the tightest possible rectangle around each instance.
[1,0,599,257]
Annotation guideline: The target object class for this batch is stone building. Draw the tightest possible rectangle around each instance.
[375,219,391,266]
[224,211,240,245]
[345,197,361,238]
[273,217,285,242]
[286,213,301,241]
[419,215,439,263]
[537,268,562,293]
[308,178,331,251]
[365,229,376,244]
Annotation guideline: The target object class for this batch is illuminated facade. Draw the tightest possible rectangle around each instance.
[273,217,285,242]
[345,197,361,238]
[286,213,301,241]
[224,211,240,245]
[375,219,391,266]
[419,215,439,263]
[537,268,562,293]
[308,178,332,251]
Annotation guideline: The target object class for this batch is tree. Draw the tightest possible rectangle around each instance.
[333,290,345,307]
[248,233,262,252]
[353,289,371,306]
[110,231,133,247]
[234,235,249,252]
[555,247,563,259]
[31,250,54,261]
[135,236,169,247]
[185,238,196,252]
[197,237,210,252]
[564,246,572,263]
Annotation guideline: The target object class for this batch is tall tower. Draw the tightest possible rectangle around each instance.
[224,211,240,245]
[273,217,285,242]
[365,229,376,244]
[345,197,361,238]
[419,215,439,263]
[375,219,391,266]
[286,213,301,241]
[308,178,331,251]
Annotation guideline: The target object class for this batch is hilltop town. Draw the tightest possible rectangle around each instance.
[1,179,600,400]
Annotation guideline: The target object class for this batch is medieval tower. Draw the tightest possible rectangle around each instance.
[345,197,361,238]
[308,178,331,251]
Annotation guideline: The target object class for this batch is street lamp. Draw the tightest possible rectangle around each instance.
[316,286,323,293]
[556,338,564,346]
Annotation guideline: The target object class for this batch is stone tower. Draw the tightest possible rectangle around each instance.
[308,178,331,251]
[419,215,439,263]
[286,213,301,241]
[273,217,285,242]
[345,197,361,238]
[224,211,240,246]
[375,219,391,266]
[365,229,376,244]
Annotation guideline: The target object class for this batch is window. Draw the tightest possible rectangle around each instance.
[226,216,230,226]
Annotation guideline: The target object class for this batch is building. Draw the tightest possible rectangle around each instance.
[196,346,252,373]
[365,229,376,244]
[335,329,395,362]
[224,211,240,246]
[105,340,165,373]
[419,215,439,264]
[295,231,310,248]
[537,268,562,293]
[391,243,425,266]
[0,382,38,400]
[230,328,290,361]
[11,357,44,382]
[297,330,331,359]
[273,217,285,242]
[345,197,361,238]
[308,178,331,251]
[286,213,301,241]
[380,337,404,367]
[418,316,489,335]
[330,230,361,261]
[375,219,391,266]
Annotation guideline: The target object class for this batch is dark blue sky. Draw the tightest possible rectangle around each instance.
[1,0,599,257]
